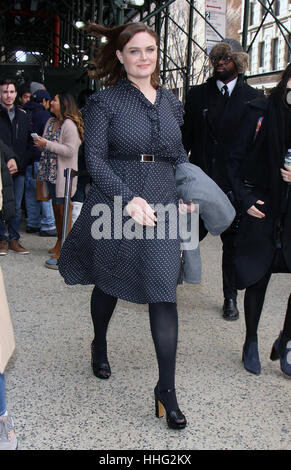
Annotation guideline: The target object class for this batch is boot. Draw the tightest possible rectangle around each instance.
[50,203,72,260]
[45,203,72,270]
[48,203,62,254]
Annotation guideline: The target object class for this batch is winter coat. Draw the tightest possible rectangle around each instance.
[0,139,16,220]
[228,97,291,289]
[23,100,51,163]
[181,75,263,194]
[41,118,81,198]
[0,104,32,174]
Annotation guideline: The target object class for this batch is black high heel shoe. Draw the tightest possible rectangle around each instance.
[242,341,261,375]
[270,332,291,377]
[154,385,187,430]
[91,341,111,379]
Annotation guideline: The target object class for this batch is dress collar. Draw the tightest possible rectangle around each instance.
[117,78,161,107]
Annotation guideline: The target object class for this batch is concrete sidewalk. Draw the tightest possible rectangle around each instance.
[1,229,291,450]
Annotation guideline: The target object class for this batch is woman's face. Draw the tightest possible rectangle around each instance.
[116,31,158,82]
[287,78,291,89]
[50,94,60,116]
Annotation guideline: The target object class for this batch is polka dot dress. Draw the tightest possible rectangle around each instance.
[58,79,188,304]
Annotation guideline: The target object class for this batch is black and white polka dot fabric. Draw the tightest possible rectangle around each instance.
[58,79,188,304]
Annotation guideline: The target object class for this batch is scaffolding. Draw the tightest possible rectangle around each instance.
[0,0,290,99]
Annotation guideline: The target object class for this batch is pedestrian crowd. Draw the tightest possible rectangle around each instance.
[0,21,291,450]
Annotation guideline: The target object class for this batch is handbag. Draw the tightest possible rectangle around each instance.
[0,268,15,373]
[36,178,50,201]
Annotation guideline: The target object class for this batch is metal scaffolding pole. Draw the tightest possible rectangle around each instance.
[185,0,194,92]
[242,0,250,51]
[162,5,169,84]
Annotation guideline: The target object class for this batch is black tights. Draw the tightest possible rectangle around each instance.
[244,270,291,349]
[90,286,179,410]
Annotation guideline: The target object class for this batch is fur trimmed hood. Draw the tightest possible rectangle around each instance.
[209,39,249,74]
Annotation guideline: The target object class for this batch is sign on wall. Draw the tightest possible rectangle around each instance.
[205,0,226,52]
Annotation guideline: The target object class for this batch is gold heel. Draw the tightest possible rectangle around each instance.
[154,384,187,429]
[157,400,165,419]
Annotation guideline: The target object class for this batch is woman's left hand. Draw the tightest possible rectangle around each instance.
[280,164,291,183]
[179,199,195,214]
[33,136,47,150]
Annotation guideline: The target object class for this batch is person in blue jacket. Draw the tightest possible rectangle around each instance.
[23,89,56,236]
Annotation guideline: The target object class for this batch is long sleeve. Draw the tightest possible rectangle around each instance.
[227,110,262,211]
[0,139,18,165]
[45,119,80,159]
[84,96,135,207]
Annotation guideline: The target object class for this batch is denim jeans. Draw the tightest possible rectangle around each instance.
[0,174,25,241]
[25,164,56,231]
[0,373,6,415]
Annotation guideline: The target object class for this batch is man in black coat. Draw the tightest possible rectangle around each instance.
[182,39,263,321]
[0,139,18,224]
[0,78,32,255]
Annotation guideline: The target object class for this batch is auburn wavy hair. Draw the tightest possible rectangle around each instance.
[57,92,84,142]
[87,22,160,89]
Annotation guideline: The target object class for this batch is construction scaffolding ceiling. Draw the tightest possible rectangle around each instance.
[0,0,290,99]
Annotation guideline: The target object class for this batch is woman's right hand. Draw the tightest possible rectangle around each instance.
[125,197,157,226]
[247,200,265,218]
[33,136,47,150]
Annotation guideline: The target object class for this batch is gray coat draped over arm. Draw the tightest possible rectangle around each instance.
[175,162,236,283]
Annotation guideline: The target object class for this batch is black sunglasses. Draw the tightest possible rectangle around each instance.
[210,55,233,65]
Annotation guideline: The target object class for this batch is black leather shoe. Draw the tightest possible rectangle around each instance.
[223,298,239,321]
[39,229,57,237]
[26,226,40,233]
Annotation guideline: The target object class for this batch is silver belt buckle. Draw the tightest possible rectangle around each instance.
[140,154,155,162]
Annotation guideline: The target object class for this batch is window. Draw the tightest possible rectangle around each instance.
[259,42,265,68]
[261,0,267,19]
[272,38,279,70]
[249,2,255,25]
[248,47,253,71]
[274,0,280,16]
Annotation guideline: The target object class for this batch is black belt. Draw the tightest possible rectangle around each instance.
[109,154,170,163]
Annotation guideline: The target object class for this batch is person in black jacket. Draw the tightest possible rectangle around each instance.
[228,64,291,377]
[0,139,17,224]
[0,78,32,254]
[182,38,263,321]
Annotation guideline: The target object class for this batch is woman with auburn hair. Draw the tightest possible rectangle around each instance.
[58,21,191,429]
[33,92,83,269]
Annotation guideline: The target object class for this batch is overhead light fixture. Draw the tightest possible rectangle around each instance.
[75,20,85,29]
[64,43,70,49]
[16,50,26,62]
[83,55,89,61]
[129,0,144,5]
[101,36,107,43]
